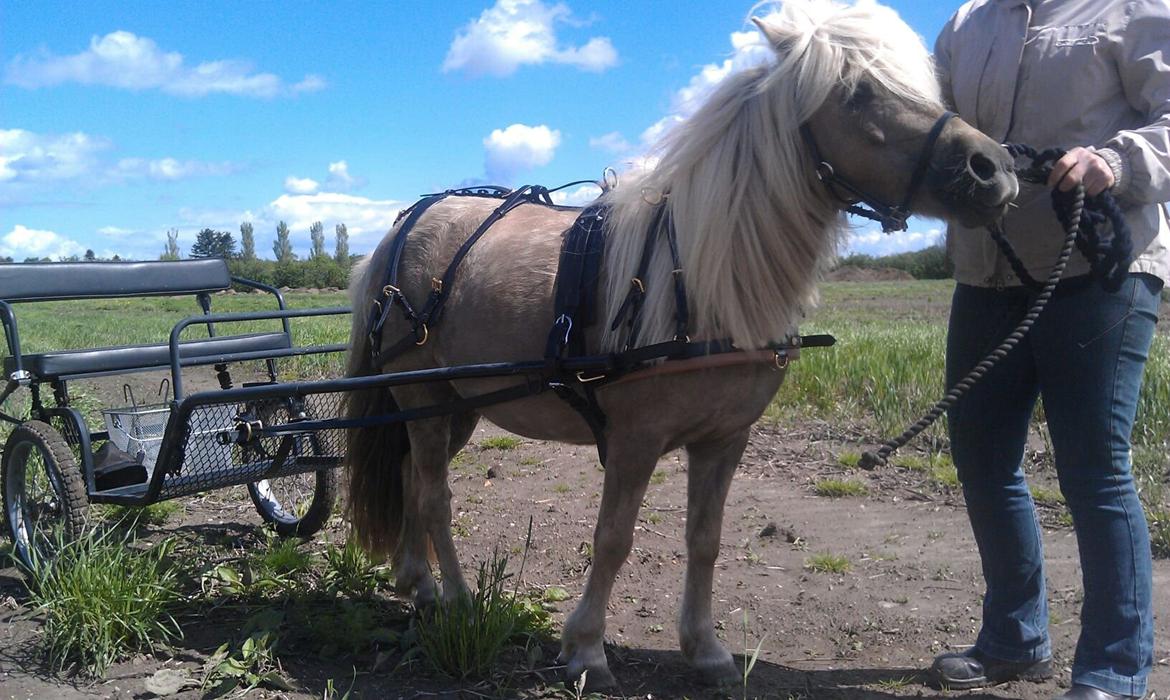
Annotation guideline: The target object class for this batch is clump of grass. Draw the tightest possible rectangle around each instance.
[649,469,667,485]
[99,500,183,526]
[813,479,868,498]
[26,528,182,676]
[323,537,391,598]
[480,436,522,451]
[837,451,862,469]
[804,553,850,574]
[416,551,548,679]
[257,536,312,576]
[1029,485,1065,507]
[928,456,960,489]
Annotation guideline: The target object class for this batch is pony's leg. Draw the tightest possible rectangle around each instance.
[560,439,661,689]
[405,415,471,603]
[678,430,750,685]
[395,451,438,606]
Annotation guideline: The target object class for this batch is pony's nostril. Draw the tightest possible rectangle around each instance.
[968,152,998,183]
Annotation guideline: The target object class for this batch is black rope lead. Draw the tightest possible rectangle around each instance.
[858,183,1084,470]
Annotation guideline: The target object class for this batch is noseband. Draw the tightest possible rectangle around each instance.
[802,110,955,233]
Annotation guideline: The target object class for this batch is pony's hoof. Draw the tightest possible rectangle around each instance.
[696,658,740,687]
[564,664,616,691]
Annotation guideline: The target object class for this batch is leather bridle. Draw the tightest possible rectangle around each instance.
[802,110,956,233]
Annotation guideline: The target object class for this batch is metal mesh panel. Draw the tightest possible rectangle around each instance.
[102,404,170,470]
[157,392,345,500]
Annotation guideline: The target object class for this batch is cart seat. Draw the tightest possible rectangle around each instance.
[3,332,292,380]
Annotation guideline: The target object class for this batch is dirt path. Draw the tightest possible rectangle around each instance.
[1,416,1166,699]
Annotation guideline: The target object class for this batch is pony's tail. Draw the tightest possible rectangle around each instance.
[343,257,409,561]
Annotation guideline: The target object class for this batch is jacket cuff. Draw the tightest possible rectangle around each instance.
[1094,146,1129,197]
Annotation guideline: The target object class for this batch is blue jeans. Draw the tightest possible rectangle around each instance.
[946,273,1161,697]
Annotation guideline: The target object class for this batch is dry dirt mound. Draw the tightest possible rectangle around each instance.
[828,265,915,282]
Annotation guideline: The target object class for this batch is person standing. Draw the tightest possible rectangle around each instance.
[929,0,1170,698]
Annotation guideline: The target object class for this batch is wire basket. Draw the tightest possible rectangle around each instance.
[102,403,170,471]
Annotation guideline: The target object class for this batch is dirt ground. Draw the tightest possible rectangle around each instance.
[1,400,1167,699]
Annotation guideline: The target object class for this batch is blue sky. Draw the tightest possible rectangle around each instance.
[2,0,957,262]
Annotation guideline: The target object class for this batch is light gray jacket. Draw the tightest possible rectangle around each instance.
[935,0,1170,287]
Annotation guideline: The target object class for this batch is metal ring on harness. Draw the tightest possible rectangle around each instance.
[415,323,429,346]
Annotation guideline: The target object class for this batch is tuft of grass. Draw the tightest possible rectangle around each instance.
[837,451,862,469]
[323,537,391,598]
[813,479,868,498]
[99,500,183,527]
[1030,485,1066,507]
[26,528,182,676]
[804,553,851,575]
[649,469,667,485]
[257,536,312,576]
[415,551,548,680]
[479,436,522,451]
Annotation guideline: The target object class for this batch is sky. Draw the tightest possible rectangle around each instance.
[2,0,958,263]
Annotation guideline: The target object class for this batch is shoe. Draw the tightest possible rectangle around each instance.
[1053,685,1139,700]
[929,647,1053,690]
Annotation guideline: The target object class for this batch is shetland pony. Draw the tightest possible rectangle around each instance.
[346,0,1016,687]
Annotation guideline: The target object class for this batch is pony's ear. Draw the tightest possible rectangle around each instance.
[752,16,792,54]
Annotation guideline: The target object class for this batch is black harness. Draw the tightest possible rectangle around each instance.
[802,111,956,233]
[366,184,834,464]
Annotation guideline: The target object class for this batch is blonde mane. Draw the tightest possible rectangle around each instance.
[598,0,942,351]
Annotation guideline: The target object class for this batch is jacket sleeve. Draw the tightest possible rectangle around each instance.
[933,15,958,111]
[1099,0,1170,204]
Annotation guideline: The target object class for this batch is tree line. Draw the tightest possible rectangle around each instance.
[161,221,355,289]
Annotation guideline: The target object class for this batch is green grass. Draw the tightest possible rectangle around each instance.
[813,479,868,498]
[26,528,182,676]
[1030,485,1066,507]
[415,551,550,680]
[804,553,851,574]
[479,436,522,451]
[98,500,183,527]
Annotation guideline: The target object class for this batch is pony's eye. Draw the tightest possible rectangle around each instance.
[847,81,875,110]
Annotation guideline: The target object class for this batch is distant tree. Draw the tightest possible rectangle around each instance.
[240,221,256,260]
[84,249,96,262]
[334,223,349,264]
[310,221,326,259]
[59,254,81,263]
[112,254,121,261]
[0,256,12,264]
[273,221,295,263]
[162,228,181,260]
[190,228,237,259]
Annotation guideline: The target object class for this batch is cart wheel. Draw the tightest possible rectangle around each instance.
[2,421,89,568]
[248,467,338,537]
[245,400,338,537]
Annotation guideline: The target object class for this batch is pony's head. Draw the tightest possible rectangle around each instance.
[601,0,1017,351]
[754,0,1016,227]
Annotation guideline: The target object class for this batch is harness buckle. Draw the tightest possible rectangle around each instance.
[431,277,443,293]
[774,350,790,370]
[631,277,645,294]
[815,162,835,182]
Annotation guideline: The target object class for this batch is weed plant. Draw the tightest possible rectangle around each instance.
[813,479,868,498]
[804,553,851,574]
[25,527,182,676]
[415,551,550,680]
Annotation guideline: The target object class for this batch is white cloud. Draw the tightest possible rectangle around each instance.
[588,131,632,155]
[96,225,137,238]
[0,128,111,183]
[443,0,618,77]
[550,183,602,207]
[325,160,366,191]
[5,31,326,98]
[641,24,774,146]
[0,225,87,260]
[266,192,405,241]
[113,157,241,181]
[284,176,320,194]
[483,123,561,181]
[844,221,945,256]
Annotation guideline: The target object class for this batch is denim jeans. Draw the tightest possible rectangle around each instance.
[946,273,1161,697]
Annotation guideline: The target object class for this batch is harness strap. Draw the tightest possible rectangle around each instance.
[370,185,552,367]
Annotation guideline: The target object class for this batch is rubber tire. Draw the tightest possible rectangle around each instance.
[2,421,89,568]
[248,466,338,537]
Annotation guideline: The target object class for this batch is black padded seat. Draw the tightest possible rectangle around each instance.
[4,332,291,380]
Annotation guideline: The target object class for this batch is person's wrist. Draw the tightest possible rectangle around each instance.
[1093,146,1128,196]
